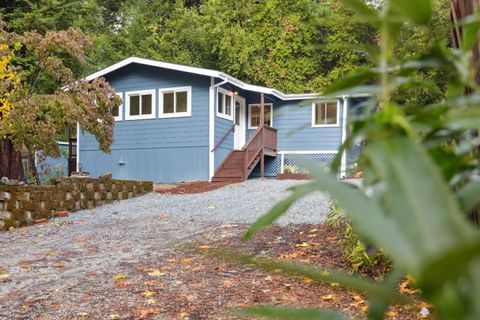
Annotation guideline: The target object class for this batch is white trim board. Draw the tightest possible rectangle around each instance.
[85,57,369,101]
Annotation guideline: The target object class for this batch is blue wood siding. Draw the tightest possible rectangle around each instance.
[272,100,343,151]
[214,116,234,170]
[79,64,210,183]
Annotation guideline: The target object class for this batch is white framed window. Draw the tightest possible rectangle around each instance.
[159,86,192,118]
[216,88,233,120]
[125,89,156,120]
[248,103,273,129]
[312,101,339,127]
[113,92,123,121]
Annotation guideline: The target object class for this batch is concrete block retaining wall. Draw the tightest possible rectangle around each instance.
[0,177,153,230]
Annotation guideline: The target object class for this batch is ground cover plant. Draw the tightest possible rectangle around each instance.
[232,0,480,319]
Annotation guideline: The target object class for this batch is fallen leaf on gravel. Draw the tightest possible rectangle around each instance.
[166,258,176,263]
[296,242,309,247]
[114,274,127,280]
[303,277,313,283]
[52,263,64,268]
[158,215,169,221]
[207,205,216,209]
[386,310,398,317]
[141,290,156,297]
[0,274,10,280]
[198,245,210,250]
[20,264,31,269]
[110,314,120,319]
[147,269,165,277]
[321,294,335,301]
[181,258,191,263]
[146,298,156,305]
[309,229,318,233]
[77,312,89,317]
[135,308,161,319]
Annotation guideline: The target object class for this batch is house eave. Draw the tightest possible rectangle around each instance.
[85,57,370,101]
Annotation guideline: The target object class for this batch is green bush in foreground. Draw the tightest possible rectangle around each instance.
[235,0,480,319]
[327,201,391,277]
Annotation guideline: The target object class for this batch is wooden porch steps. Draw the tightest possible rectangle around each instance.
[212,125,277,183]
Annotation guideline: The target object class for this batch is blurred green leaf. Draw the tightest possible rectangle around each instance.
[244,182,318,240]
[322,67,378,96]
[457,179,480,212]
[364,137,473,269]
[460,12,480,52]
[239,306,348,320]
[389,0,432,26]
[340,0,379,22]
[419,238,480,292]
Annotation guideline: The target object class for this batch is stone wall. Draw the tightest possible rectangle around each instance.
[0,177,153,230]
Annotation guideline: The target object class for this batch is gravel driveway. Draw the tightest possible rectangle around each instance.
[0,179,330,319]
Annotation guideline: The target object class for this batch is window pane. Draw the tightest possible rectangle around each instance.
[217,92,223,113]
[264,105,272,127]
[163,92,174,113]
[250,105,260,127]
[225,95,232,116]
[176,91,188,113]
[325,102,337,124]
[112,105,119,117]
[130,95,140,115]
[314,103,323,125]
[141,94,152,115]
[235,101,241,125]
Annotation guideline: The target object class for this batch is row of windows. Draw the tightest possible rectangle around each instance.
[112,87,192,121]
[113,87,339,128]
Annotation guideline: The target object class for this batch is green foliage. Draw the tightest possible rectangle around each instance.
[326,201,391,277]
[241,0,480,319]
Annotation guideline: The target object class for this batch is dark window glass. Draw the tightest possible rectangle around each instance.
[112,105,119,117]
[176,91,187,113]
[217,92,223,113]
[130,95,140,115]
[163,92,174,113]
[141,94,152,115]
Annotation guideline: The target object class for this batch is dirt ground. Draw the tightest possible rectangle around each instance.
[154,182,232,195]
[1,223,428,320]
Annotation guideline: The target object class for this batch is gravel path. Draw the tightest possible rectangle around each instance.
[0,179,330,319]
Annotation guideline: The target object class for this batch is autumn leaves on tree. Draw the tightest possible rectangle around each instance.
[0,21,120,183]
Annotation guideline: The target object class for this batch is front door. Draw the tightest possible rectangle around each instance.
[234,96,246,150]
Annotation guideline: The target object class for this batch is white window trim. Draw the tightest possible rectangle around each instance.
[158,86,192,118]
[248,103,273,129]
[125,89,156,120]
[311,100,340,128]
[216,87,234,121]
[114,92,123,121]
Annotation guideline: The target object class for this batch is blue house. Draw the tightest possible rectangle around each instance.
[78,57,366,183]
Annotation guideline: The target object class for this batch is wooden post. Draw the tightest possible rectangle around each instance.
[260,93,265,127]
[260,93,265,178]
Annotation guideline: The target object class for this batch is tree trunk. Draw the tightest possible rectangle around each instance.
[0,138,25,181]
[27,152,41,185]
[451,0,480,226]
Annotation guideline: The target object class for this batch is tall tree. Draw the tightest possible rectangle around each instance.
[0,21,120,183]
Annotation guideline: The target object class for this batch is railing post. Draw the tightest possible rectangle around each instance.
[260,126,265,178]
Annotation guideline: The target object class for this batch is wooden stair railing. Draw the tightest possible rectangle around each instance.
[212,124,277,182]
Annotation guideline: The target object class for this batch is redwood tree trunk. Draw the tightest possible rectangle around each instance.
[451,0,480,225]
[0,138,24,181]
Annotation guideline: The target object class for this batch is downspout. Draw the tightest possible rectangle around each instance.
[340,96,348,178]
[209,78,228,181]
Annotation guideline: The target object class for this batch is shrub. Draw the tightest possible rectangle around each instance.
[327,201,390,277]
